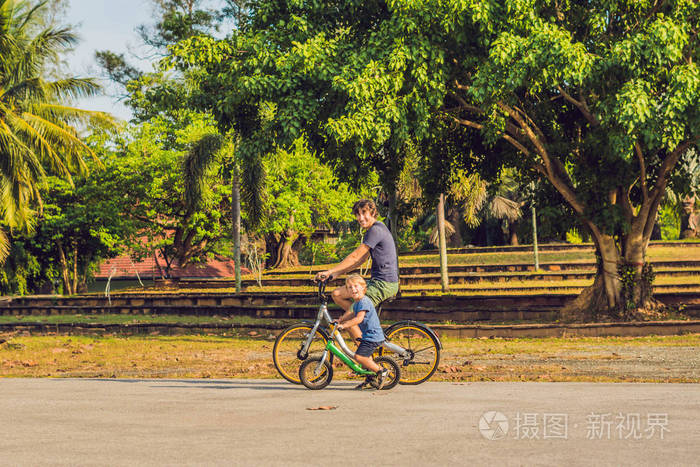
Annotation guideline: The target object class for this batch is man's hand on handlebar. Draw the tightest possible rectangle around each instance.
[314,270,335,283]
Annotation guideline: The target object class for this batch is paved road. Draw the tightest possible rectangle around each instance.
[1,379,698,466]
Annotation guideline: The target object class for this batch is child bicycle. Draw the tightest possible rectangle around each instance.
[299,321,401,390]
[273,279,441,385]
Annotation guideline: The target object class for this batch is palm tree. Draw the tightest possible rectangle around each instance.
[442,168,525,246]
[0,0,112,261]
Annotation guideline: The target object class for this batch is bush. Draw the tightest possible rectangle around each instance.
[298,240,338,266]
[658,204,681,240]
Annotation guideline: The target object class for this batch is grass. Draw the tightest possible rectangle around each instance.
[1,333,698,382]
[0,314,297,326]
[398,246,700,267]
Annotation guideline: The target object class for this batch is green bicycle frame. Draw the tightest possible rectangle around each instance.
[325,341,375,376]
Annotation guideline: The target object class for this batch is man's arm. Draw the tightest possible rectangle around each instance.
[315,244,370,281]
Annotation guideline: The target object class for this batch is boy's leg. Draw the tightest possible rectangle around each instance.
[345,324,362,342]
[354,354,380,372]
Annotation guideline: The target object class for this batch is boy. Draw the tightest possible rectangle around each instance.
[335,273,389,390]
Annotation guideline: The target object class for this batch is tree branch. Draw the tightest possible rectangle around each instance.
[634,141,649,204]
[448,92,484,115]
[556,85,598,126]
[513,104,546,142]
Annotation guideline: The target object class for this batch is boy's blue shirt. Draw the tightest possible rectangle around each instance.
[352,296,385,342]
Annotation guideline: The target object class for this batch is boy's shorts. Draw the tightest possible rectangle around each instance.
[364,279,399,309]
[355,339,384,357]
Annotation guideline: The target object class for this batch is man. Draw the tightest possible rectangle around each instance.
[315,199,400,342]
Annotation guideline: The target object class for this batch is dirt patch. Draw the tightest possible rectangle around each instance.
[438,342,700,382]
[1,333,699,382]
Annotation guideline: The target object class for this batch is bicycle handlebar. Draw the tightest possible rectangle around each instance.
[317,278,329,301]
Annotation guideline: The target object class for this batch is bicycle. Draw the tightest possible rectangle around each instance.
[273,279,441,385]
[299,321,401,390]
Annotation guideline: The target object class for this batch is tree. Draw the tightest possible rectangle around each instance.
[0,148,139,295]
[325,0,698,319]
[0,0,113,262]
[114,112,233,278]
[96,0,227,101]
[260,137,355,268]
[168,0,442,239]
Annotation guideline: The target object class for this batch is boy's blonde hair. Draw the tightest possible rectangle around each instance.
[345,273,366,288]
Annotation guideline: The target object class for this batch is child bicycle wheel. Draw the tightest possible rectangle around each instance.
[299,357,333,390]
[371,356,401,390]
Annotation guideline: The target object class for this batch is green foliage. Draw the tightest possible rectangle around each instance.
[111,111,233,274]
[0,0,113,234]
[0,155,136,294]
[0,239,44,295]
[259,137,355,238]
[333,230,364,260]
[565,229,584,245]
[658,204,681,240]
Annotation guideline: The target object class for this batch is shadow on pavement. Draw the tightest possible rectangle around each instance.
[86,378,360,391]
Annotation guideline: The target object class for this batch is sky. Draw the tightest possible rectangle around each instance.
[65,0,159,121]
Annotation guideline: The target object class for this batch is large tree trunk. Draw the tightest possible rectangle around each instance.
[561,218,661,322]
[508,220,519,246]
[56,240,73,295]
[269,230,301,269]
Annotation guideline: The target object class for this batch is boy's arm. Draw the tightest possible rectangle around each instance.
[339,311,365,330]
[336,309,355,324]
[315,244,370,281]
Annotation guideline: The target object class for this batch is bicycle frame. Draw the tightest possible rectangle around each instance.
[322,339,375,376]
[300,280,410,364]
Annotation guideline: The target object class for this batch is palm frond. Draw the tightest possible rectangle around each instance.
[0,116,44,182]
[0,227,9,264]
[182,132,223,210]
[449,171,488,228]
[46,77,101,101]
[429,220,455,247]
[5,106,59,165]
[33,103,117,129]
[22,112,95,174]
[489,195,523,222]
[240,150,266,229]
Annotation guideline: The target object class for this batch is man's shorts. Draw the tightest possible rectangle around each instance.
[355,339,384,357]
[364,279,400,309]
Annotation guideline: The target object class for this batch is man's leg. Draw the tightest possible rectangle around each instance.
[331,285,352,311]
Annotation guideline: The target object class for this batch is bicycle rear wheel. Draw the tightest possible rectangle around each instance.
[380,323,440,385]
[273,323,328,384]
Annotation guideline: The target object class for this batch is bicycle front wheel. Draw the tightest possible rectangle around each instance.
[380,323,440,385]
[273,323,328,384]
[299,357,333,390]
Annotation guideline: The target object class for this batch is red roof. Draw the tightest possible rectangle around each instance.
[96,253,250,280]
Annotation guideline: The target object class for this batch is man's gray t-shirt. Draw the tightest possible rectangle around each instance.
[362,221,399,282]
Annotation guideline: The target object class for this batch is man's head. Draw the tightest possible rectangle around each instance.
[352,199,378,229]
[345,273,367,301]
